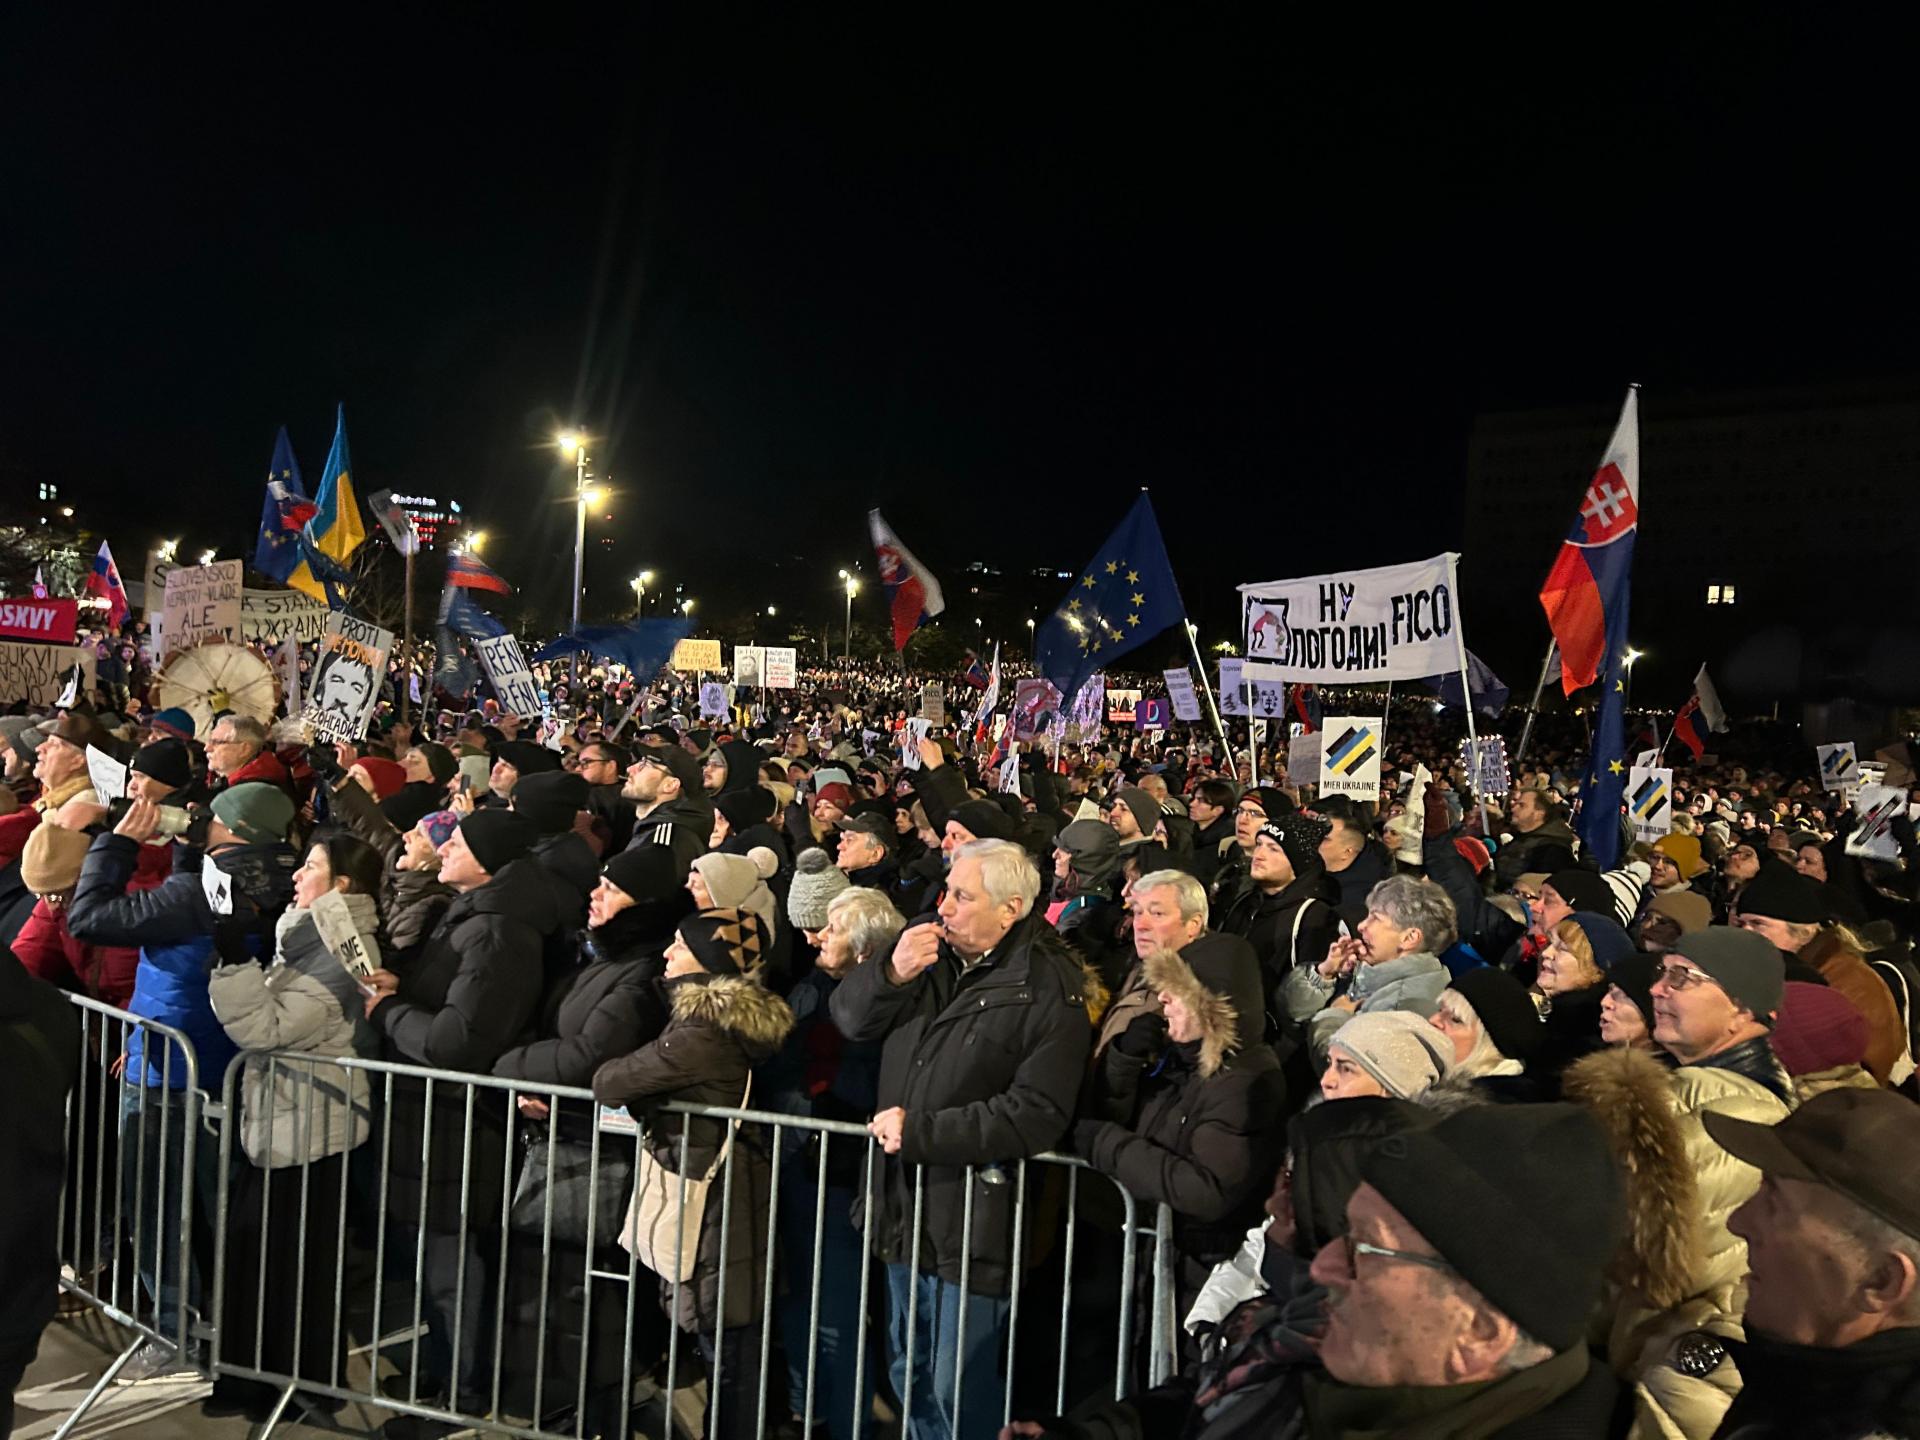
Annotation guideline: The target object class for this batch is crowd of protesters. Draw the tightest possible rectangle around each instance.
[5,652,1920,1440]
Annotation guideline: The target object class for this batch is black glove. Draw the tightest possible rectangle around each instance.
[306,742,344,785]
[1114,1011,1169,1060]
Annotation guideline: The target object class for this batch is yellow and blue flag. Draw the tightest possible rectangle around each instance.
[1035,492,1185,707]
[287,404,367,604]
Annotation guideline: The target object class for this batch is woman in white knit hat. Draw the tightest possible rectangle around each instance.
[1319,1010,1453,1102]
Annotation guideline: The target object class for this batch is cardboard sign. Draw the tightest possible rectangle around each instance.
[475,632,541,718]
[1627,765,1674,844]
[698,681,729,718]
[1319,716,1384,800]
[1239,553,1461,684]
[146,557,333,645]
[0,597,79,644]
[1163,667,1202,722]
[1287,733,1320,787]
[1846,784,1906,860]
[915,682,945,726]
[0,642,95,706]
[310,890,378,982]
[302,612,393,742]
[732,645,765,687]
[161,560,244,659]
[85,744,128,803]
[763,647,797,689]
[1817,742,1861,792]
[670,637,723,672]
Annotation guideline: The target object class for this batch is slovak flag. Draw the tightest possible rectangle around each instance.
[85,540,129,629]
[1539,388,1640,694]
[869,509,945,652]
[1673,664,1729,758]
[446,551,512,594]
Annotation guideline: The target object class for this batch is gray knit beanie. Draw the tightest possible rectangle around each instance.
[1327,1011,1453,1100]
[788,846,852,931]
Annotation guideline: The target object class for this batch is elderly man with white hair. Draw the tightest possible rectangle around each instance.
[832,838,1094,1440]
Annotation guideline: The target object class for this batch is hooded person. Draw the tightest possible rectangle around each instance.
[702,738,765,799]
[1049,817,1131,991]
[592,908,795,1433]
[1220,814,1341,1034]
[711,783,789,871]
[1427,965,1545,1099]
[1076,933,1287,1320]
[510,768,598,944]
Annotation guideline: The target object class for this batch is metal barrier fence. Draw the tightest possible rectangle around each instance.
[49,1000,1182,1439]
[50,995,207,1440]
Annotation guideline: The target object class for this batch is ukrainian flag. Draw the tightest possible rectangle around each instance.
[288,403,367,603]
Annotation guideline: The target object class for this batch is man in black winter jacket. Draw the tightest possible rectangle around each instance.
[619,745,712,879]
[1220,817,1341,1036]
[832,838,1091,1440]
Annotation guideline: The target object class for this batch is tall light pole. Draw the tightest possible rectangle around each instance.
[631,569,653,616]
[559,431,598,684]
[837,569,859,660]
[1624,647,1644,708]
[1025,616,1035,656]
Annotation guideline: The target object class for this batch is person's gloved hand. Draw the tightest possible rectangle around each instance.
[305,742,344,786]
[1114,1011,1168,1060]
[1423,782,1451,839]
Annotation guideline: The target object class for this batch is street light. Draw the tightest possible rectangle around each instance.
[681,598,695,616]
[198,549,216,566]
[631,569,654,614]
[837,570,859,660]
[465,530,488,555]
[1624,647,1645,707]
[766,605,777,617]
[158,539,179,561]
[559,430,592,682]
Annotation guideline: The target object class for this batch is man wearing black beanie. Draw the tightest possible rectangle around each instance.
[510,769,598,967]
[1303,1103,1625,1434]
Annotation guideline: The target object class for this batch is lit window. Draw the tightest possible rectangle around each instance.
[37,482,56,500]
[1706,583,1738,606]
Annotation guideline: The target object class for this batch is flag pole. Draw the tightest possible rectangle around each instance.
[1445,554,1494,839]
[401,546,415,725]
[1181,619,1234,769]
[1511,640,1558,776]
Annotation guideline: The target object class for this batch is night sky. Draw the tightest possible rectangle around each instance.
[3,6,1911,647]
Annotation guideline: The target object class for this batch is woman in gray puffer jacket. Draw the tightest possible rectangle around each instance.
[203,832,384,1420]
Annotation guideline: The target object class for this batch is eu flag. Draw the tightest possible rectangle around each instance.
[1035,492,1185,707]
[253,427,314,583]
[533,618,692,683]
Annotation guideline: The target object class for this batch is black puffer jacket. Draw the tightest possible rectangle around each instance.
[1326,840,1392,932]
[0,947,79,1367]
[1219,868,1341,1032]
[528,829,598,981]
[623,792,712,880]
[830,910,1093,1296]
[373,858,560,1229]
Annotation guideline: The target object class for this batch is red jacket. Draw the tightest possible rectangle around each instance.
[0,804,39,869]
[13,899,139,1008]
[218,747,294,795]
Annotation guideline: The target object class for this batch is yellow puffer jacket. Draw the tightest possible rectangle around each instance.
[1563,1044,1793,1440]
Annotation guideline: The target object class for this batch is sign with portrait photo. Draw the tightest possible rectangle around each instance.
[732,645,765,688]
[302,612,393,742]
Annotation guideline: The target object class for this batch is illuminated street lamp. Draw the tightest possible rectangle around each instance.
[558,430,595,680]
[681,597,695,616]
[630,569,654,614]
[1624,647,1645,707]
[837,570,860,660]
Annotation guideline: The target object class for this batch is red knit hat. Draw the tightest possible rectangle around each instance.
[351,756,407,801]
[1770,981,1869,1076]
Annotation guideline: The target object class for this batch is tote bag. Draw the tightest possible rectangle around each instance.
[618,1076,751,1283]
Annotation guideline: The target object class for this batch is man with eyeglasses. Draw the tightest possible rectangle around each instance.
[571,740,634,851]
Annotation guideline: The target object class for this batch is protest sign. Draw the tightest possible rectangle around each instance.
[1163,667,1202,722]
[1217,657,1286,717]
[1817,742,1860,792]
[86,744,128,802]
[161,560,244,659]
[1011,679,1063,741]
[0,642,94,706]
[900,717,933,770]
[310,890,378,981]
[1070,675,1106,741]
[1136,697,1171,730]
[1106,688,1142,724]
[0,597,79,645]
[1287,733,1320,787]
[302,612,392,742]
[202,857,234,916]
[1239,553,1462,684]
[475,632,541,718]
[998,753,1021,795]
[1318,717,1384,799]
[919,682,946,725]
[1459,736,1512,797]
[698,682,729,718]
[671,637,723,672]
[764,647,797,689]
[1627,765,1674,844]
[147,558,329,645]
[1845,784,1906,860]
[732,646,765,687]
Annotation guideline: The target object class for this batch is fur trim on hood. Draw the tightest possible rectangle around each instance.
[670,974,796,1053]
[1142,948,1238,1077]
[1561,1046,1704,1310]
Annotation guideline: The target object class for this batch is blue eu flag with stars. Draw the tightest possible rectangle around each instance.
[253,426,312,583]
[1035,492,1186,707]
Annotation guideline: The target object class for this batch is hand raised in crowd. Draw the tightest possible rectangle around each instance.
[55,797,108,832]
[888,923,943,984]
[448,785,476,817]
[1320,934,1365,980]
[112,796,161,843]
[361,968,402,1018]
[517,1096,551,1121]
[869,1105,907,1155]
[1423,781,1451,838]
[917,735,945,770]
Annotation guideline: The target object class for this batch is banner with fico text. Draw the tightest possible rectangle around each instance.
[1239,553,1461,684]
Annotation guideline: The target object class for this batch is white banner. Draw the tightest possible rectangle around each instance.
[86,744,128,803]
[1846,784,1905,860]
[301,612,392,742]
[1817,742,1860,792]
[732,646,765,687]
[1286,733,1319,787]
[763,647,797,689]
[1318,716,1384,800]
[1239,553,1460,684]
[1163,667,1202,722]
[475,632,540,719]
[1217,657,1287,718]
[1627,765,1674,845]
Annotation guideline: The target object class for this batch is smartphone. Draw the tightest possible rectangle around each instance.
[457,775,472,797]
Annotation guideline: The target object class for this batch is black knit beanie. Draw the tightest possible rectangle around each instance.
[512,770,589,835]
[459,809,539,877]
[1448,966,1545,1061]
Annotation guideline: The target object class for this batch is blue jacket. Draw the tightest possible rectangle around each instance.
[68,833,295,1090]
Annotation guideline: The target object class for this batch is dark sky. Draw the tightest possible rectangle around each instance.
[3,6,1912,644]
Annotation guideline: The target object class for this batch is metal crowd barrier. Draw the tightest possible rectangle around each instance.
[51,1002,1182,1440]
[51,995,206,1440]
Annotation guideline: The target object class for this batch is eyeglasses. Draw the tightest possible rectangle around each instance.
[1234,805,1266,819]
[1654,962,1717,991]
[1341,1234,1456,1276]
[1510,888,1541,903]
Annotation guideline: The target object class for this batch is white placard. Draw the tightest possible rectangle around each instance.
[1846,784,1905,860]
[1163,667,1202,722]
[1286,733,1320,787]
[475,632,540,719]
[1239,553,1461,684]
[161,560,244,659]
[85,744,128,803]
[1217,657,1286,717]
[732,646,765,687]
[301,612,393,742]
[919,683,946,726]
[1627,765,1674,844]
[900,717,932,770]
[763,647,797,689]
[698,681,729,718]
[998,753,1021,795]
[1318,716,1384,800]
[201,856,234,916]
[1817,742,1860,792]
[310,889,379,981]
